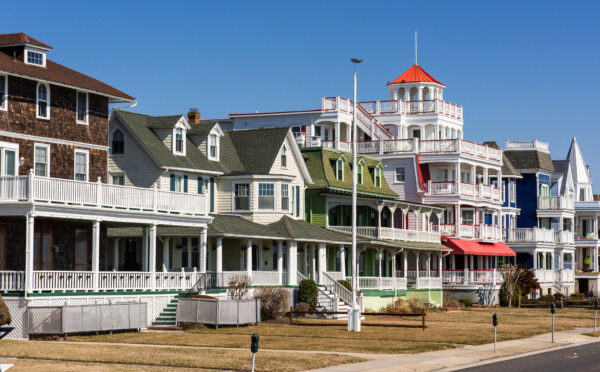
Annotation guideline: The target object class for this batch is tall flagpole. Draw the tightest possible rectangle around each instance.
[349,58,362,332]
[414,29,418,65]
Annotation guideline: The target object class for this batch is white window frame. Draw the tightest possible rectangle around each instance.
[76,91,88,125]
[258,183,275,210]
[336,159,344,181]
[36,82,50,119]
[233,182,250,211]
[281,145,287,168]
[510,180,516,203]
[111,173,125,186]
[33,143,50,177]
[395,167,405,183]
[0,74,7,111]
[74,149,89,182]
[461,208,474,225]
[281,183,290,212]
[25,49,46,67]
[173,127,185,156]
[111,128,125,155]
[0,141,19,176]
[208,133,219,161]
[374,167,382,188]
[357,163,363,185]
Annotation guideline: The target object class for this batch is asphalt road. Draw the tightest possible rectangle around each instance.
[459,343,600,372]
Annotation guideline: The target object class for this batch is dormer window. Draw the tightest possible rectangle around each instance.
[374,167,382,188]
[76,91,88,124]
[208,133,219,160]
[36,83,49,119]
[357,164,363,185]
[173,127,186,155]
[26,50,45,66]
[336,159,344,181]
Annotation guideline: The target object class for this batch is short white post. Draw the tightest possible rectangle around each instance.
[28,169,34,202]
[199,229,207,273]
[96,177,102,206]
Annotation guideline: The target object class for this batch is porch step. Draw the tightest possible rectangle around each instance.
[151,297,180,327]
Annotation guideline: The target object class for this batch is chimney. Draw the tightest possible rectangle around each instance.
[187,108,200,124]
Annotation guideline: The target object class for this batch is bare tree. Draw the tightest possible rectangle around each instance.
[499,264,527,307]
[228,274,252,300]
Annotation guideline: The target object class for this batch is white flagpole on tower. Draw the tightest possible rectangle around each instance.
[414,29,418,65]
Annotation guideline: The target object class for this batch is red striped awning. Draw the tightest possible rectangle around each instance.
[443,238,516,257]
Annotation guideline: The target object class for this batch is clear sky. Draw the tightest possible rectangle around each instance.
[5,1,600,190]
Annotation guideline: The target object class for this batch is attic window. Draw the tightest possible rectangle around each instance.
[357,164,363,185]
[281,145,287,168]
[174,127,185,155]
[374,167,382,188]
[208,133,219,160]
[336,159,344,181]
[26,51,45,66]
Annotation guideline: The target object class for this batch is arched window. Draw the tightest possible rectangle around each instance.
[357,164,363,185]
[374,167,381,188]
[281,145,287,168]
[37,83,49,119]
[336,159,344,181]
[112,129,124,154]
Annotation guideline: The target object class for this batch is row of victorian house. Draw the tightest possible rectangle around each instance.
[0,33,599,337]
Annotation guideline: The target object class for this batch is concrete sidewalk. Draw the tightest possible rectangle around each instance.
[309,328,600,372]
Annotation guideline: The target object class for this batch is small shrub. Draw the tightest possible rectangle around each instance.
[298,279,318,311]
[459,298,472,307]
[254,287,289,320]
[337,280,352,292]
[0,295,11,326]
[294,302,310,315]
[381,297,423,314]
[443,290,460,308]
[228,274,251,300]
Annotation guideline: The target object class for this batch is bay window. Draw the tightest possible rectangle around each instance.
[281,184,289,211]
[234,183,250,210]
[258,183,274,209]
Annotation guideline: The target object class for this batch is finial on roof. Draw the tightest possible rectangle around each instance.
[414,29,418,65]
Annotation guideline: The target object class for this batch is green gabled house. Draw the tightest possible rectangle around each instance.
[302,147,447,307]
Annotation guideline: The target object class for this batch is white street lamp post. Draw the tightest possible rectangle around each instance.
[349,57,362,332]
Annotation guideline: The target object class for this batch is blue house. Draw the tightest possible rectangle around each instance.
[504,140,576,296]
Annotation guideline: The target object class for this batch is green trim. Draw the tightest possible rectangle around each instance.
[361,290,403,297]
[27,290,186,297]
[205,289,227,294]
[0,292,25,297]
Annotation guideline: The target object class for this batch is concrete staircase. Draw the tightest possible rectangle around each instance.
[317,287,348,320]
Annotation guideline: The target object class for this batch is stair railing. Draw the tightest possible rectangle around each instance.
[322,272,353,305]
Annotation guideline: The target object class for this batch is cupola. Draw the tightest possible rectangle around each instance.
[387,64,445,101]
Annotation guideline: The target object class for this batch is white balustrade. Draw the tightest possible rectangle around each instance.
[427,181,457,196]
[250,271,281,286]
[420,140,457,153]
[33,271,95,291]
[98,271,152,291]
[459,225,475,238]
[0,271,25,292]
[507,228,560,243]
[442,269,501,286]
[538,196,574,211]
[534,269,555,283]
[0,174,209,216]
[328,225,440,243]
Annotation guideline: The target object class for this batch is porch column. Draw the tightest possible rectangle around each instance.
[246,239,253,277]
[340,245,346,278]
[92,220,100,292]
[318,243,326,284]
[470,255,474,270]
[334,122,340,149]
[451,254,456,270]
[403,251,408,278]
[438,253,443,277]
[287,240,298,285]
[216,238,223,274]
[426,252,431,277]
[464,254,468,269]
[391,252,397,278]
[25,214,35,294]
[533,250,538,270]
[149,224,157,291]
[187,238,192,269]
[304,243,310,276]
[277,241,284,285]
[162,237,170,272]
[310,244,317,281]
[113,238,119,270]
[415,253,420,289]
[199,228,207,273]
[142,228,148,271]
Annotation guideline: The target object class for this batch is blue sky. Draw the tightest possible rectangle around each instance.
[5,1,600,189]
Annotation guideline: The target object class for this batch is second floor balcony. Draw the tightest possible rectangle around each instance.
[438,224,502,241]
[425,181,501,202]
[327,225,440,244]
[0,172,209,217]
[506,228,574,245]
[538,196,574,211]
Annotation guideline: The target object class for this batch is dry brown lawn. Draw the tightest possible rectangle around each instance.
[0,341,363,371]
[71,307,600,354]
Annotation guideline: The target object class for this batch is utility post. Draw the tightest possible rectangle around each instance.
[493,313,498,353]
[551,303,556,343]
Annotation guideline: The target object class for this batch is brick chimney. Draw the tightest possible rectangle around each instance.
[187,108,200,124]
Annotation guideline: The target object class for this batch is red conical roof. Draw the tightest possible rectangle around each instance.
[387,64,444,87]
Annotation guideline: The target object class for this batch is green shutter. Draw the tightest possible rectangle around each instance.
[183,175,188,193]
[197,177,203,194]
[170,174,175,191]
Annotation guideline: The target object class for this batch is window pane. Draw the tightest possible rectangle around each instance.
[281,184,289,210]
[75,152,87,181]
[4,150,15,176]
[259,183,274,209]
[235,183,249,210]
[77,92,87,121]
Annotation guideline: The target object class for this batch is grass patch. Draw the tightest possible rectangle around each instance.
[70,307,600,355]
[0,341,364,371]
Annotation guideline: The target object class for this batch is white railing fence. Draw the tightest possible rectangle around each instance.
[0,271,25,292]
[0,173,209,216]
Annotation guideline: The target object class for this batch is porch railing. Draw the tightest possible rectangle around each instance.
[328,225,441,243]
[534,269,555,283]
[425,181,502,202]
[322,272,353,305]
[0,173,209,216]
[0,271,25,292]
[507,228,573,244]
[537,196,574,211]
[442,269,502,286]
